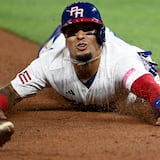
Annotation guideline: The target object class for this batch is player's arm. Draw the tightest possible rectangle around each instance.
[131,73,160,113]
[0,83,22,108]
[0,83,22,119]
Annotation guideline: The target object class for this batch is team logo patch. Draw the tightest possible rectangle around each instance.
[68,6,84,18]
[18,70,32,84]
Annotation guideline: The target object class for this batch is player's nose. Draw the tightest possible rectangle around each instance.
[76,30,86,39]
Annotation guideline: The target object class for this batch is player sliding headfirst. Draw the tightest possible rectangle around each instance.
[0,2,160,147]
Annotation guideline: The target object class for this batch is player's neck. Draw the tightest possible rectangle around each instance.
[73,58,100,83]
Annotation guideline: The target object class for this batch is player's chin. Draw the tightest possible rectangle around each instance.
[75,52,92,62]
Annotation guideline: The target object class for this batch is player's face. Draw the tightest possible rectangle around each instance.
[64,23,101,62]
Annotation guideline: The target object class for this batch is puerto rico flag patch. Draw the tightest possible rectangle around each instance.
[18,70,32,84]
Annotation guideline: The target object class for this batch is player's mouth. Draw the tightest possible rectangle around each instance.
[76,42,88,51]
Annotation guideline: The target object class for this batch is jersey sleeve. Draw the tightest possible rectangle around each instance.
[11,57,49,98]
[118,51,149,91]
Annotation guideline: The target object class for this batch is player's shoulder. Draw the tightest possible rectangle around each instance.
[105,28,127,50]
[105,27,143,57]
[37,47,69,70]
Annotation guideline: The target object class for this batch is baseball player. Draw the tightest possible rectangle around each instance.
[0,1,160,146]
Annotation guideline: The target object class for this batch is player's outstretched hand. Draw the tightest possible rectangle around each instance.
[156,117,160,125]
[0,121,14,147]
[0,109,7,120]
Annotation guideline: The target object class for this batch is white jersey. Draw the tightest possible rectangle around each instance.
[11,27,159,107]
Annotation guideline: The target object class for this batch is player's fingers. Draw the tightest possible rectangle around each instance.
[0,109,7,120]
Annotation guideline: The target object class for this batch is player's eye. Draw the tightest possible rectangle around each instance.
[65,30,76,38]
[64,27,77,38]
[86,30,97,36]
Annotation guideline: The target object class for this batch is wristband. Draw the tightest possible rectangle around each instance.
[154,97,160,112]
[0,94,9,111]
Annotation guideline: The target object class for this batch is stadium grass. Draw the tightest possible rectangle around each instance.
[0,0,159,69]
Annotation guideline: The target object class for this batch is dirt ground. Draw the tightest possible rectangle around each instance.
[0,29,160,160]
